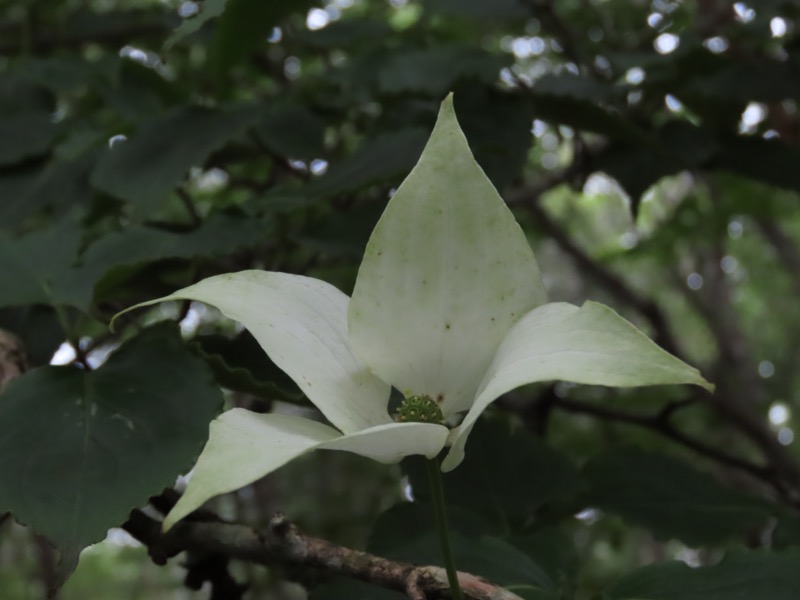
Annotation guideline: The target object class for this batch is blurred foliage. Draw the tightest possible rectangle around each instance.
[3,0,800,598]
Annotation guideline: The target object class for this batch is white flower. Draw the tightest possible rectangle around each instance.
[120,95,712,530]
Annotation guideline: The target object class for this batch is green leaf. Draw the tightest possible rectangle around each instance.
[81,212,269,309]
[604,549,800,600]
[165,0,227,48]
[404,419,581,529]
[89,213,268,266]
[594,121,719,207]
[0,323,222,561]
[377,47,510,96]
[508,528,577,588]
[585,450,772,546]
[715,135,800,194]
[299,201,385,258]
[90,105,261,216]
[255,104,326,160]
[0,211,267,313]
[95,59,188,121]
[453,87,534,189]
[309,579,403,600]
[297,17,392,49]
[0,73,52,113]
[193,330,303,402]
[0,218,82,309]
[369,502,560,600]
[772,513,800,550]
[529,74,640,140]
[679,58,800,104]
[0,306,65,367]
[427,0,528,21]
[0,112,57,166]
[0,151,96,229]
[309,129,428,196]
[209,0,315,75]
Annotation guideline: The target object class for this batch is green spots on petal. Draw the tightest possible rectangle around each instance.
[394,394,444,425]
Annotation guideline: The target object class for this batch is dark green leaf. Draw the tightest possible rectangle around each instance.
[0,212,265,314]
[529,74,640,140]
[193,330,303,402]
[454,87,534,189]
[255,104,326,160]
[427,0,528,21]
[81,212,268,270]
[0,112,57,166]
[309,129,427,196]
[209,0,315,75]
[772,513,800,549]
[0,151,96,229]
[0,323,222,564]
[0,218,82,309]
[80,212,270,309]
[594,120,719,207]
[378,47,510,96]
[300,201,385,257]
[604,549,800,600]
[0,307,65,367]
[680,59,800,105]
[508,528,577,586]
[95,59,188,120]
[714,135,800,194]
[403,419,582,529]
[298,18,392,49]
[0,73,52,113]
[165,0,227,48]
[584,450,772,545]
[310,579,404,600]
[90,105,261,215]
[369,502,558,600]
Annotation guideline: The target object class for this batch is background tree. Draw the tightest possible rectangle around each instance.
[2,0,800,598]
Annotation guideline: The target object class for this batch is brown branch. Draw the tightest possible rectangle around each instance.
[754,216,800,297]
[550,396,770,481]
[124,510,524,600]
[0,329,27,393]
[500,385,800,507]
[0,17,172,55]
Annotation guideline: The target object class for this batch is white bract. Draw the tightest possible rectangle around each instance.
[118,95,712,530]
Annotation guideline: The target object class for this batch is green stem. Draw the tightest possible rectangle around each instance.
[425,458,463,600]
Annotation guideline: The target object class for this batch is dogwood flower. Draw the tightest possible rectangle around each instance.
[119,95,712,530]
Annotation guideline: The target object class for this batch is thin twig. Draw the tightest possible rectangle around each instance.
[551,396,769,479]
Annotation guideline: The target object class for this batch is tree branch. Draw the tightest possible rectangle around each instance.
[0,329,27,393]
[501,385,800,507]
[0,16,172,55]
[123,510,524,600]
[754,215,800,297]
[550,396,769,480]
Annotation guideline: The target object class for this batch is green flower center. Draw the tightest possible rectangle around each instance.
[394,394,444,424]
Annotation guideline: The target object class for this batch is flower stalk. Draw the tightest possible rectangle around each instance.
[426,458,463,600]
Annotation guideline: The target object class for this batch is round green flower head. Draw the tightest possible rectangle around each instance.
[394,394,444,424]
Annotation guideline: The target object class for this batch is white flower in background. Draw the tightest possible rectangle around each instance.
[119,95,712,530]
